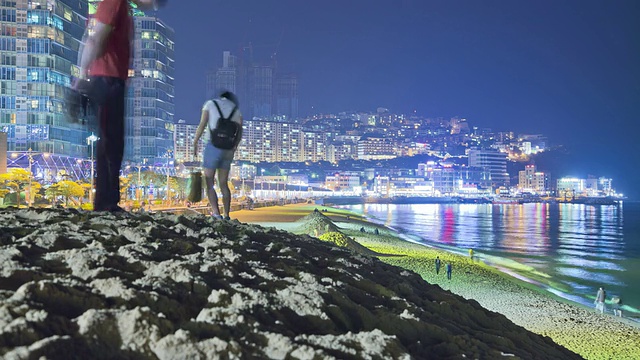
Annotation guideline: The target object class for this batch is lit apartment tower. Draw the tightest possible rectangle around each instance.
[126,15,175,170]
[357,134,395,160]
[173,119,207,163]
[302,130,326,162]
[275,73,298,120]
[237,119,303,162]
[1,0,90,178]
[468,148,509,188]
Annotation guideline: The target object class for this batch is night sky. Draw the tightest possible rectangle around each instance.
[157,0,640,198]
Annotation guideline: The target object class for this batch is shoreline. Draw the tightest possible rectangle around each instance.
[231,203,640,360]
[358,211,640,324]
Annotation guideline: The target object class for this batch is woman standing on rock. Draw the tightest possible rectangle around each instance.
[193,91,243,220]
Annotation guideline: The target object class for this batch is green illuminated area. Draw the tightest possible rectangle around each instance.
[344,223,640,360]
[260,205,640,360]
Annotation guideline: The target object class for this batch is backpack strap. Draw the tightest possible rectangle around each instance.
[212,99,237,122]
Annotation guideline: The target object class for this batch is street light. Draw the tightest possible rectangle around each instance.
[137,158,147,201]
[165,149,173,203]
[87,134,98,205]
[27,148,33,207]
[241,164,247,197]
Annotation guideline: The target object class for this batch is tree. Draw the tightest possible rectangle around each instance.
[167,176,183,201]
[0,187,9,203]
[0,169,31,208]
[47,180,85,207]
[139,170,164,187]
[171,176,188,201]
[119,174,133,202]
[45,184,63,206]
[80,182,92,198]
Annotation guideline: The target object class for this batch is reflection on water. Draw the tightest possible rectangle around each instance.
[350,202,639,316]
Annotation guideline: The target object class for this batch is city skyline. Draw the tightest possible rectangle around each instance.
[160,0,639,198]
[0,1,637,198]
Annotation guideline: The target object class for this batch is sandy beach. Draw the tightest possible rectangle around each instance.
[232,204,640,360]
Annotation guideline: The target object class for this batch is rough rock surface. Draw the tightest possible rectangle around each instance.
[0,208,581,359]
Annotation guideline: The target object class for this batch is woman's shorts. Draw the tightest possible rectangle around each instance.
[202,144,234,171]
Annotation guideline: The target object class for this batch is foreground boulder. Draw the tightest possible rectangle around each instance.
[0,208,580,359]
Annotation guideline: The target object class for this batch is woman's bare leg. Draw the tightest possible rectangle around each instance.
[204,168,220,217]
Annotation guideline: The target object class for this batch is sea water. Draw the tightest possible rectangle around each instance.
[341,202,640,320]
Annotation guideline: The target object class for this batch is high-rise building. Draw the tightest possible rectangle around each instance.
[1,0,90,180]
[207,49,298,121]
[206,51,237,100]
[125,14,175,172]
[237,119,303,162]
[303,130,326,162]
[173,119,207,163]
[248,64,273,119]
[275,73,298,121]
[468,148,510,188]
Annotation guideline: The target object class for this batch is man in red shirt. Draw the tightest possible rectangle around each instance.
[76,0,165,212]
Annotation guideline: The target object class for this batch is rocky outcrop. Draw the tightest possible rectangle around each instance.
[0,208,580,359]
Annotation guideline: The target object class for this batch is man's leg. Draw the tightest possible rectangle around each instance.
[204,168,220,217]
[104,79,125,209]
[93,78,125,211]
[217,167,231,218]
[94,114,109,211]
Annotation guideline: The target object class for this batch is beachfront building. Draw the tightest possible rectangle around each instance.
[556,177,585,198]
[390,176,434,196]
[468,148,509,189]
[431,164,485,196]
[1,0,91,181]
[557,176,617,198]
[518,164,549,194]
[325,171,361,192]
[372,175,391,197]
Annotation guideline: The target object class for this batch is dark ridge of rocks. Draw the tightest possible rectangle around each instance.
[0,208,581,359]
